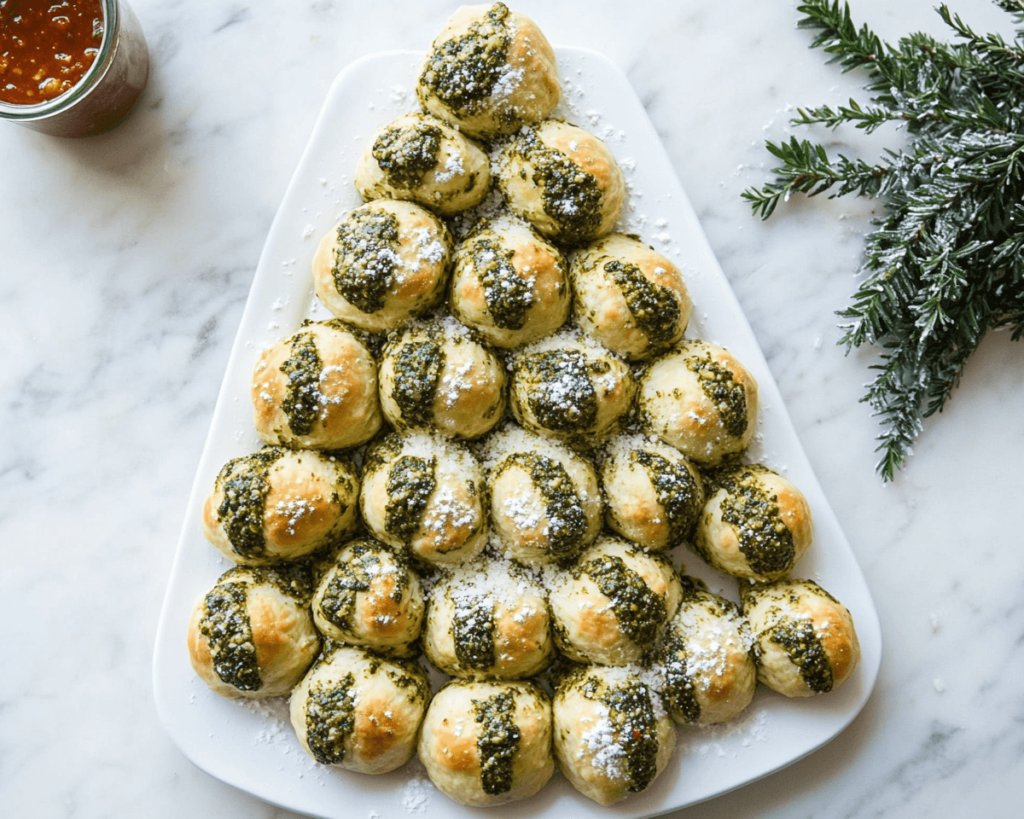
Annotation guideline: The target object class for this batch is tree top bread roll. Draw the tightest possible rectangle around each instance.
[416,3,560,139]
[355,113,491,216]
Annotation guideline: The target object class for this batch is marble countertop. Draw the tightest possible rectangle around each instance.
[2,1,1021,817]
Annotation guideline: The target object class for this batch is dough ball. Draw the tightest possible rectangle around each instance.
[693,464,813,582]
[424,554,553,679]
[289,643,431,774]
[510,332,635,443]
[600,434,705,551]
[312,200,453,332]
[450,215,570,349]
[311,537,424,655]
[378,316,506,440]
[497,120,625,245]
[484,425,602,565]
[553,664,676,806]
[548,536,682,666]
[202,447,360,565]
[653,576,756,725]
[355,113,491,216]
[251,320,382,450]
[638,339,759,466]
[187,565,319,699]
[741,578,861,698]
[416,3,560,140]
[418,679,554,806]
[360,432,488,567]
[571,233,693,361]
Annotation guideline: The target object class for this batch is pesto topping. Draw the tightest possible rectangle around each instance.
[304,674,357,765]
[683,351,749,439]
[473,236,533,329]
[419,3,512,117]
[768,617,834,693]
[658,637,702,723]
[511,127,604,244]
[215,448,285,560]
[717,467,795,576]
[517,349,598,433]
[632,449,703,541]
[576,553,666,646]
[280,332,324,437]
[391,339,445,428]
[372,121,443,189]
[248,562,318,604]
[332,208,401,313]
[199,581,261,692]
[502,451,586,559]
[319,541,408,631]
[602,682,659,792]
[385,455,438,544]
[452,593,497,671]
[604,260,680,348]
[472,689,521,796]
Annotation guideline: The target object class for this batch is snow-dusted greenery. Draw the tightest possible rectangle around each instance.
[744,0,1024,480]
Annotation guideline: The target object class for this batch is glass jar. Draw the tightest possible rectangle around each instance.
[0,0,149,137]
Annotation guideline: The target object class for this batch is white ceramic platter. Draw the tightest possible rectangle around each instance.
[153,47,882,819]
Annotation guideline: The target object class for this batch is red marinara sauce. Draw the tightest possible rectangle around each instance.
[0,0,104,106]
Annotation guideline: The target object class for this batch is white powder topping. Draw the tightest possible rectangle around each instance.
[490,64,525,101]
[401,775,434,813]
[433,152,465,183]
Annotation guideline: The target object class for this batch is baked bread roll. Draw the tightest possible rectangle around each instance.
[741,578,861,698]
[485,425,602,565]
[311,537,424,655]
[202,447,360,565]
[378,316,506,440]
[312,200,453,332]
[552,664,676,806]
[693,464,813,582]
[653,576,756,725]
[418,679,554,806]
[600,434,705,551]
[251,320,382,451]
[416,3,560,140]
[510,332,635,443]
[355,113,491,216]
[289,643,431,774]
[497,120,625,245]
[638,339,759,466]
[571,233,693,361]
[187,565,319,699]
[450,215,570,349]
[547,536,682,666]
[360,432,488,566]
[424,554,553,679]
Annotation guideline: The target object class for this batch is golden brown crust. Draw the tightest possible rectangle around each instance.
[417,680,554,806]
[741,578,861,698]
[250,322,381,450]
[639,340,759,466]
[311,200,452,332]
[417,5,560,139]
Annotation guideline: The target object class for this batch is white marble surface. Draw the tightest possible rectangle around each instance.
[1,1,1022,817]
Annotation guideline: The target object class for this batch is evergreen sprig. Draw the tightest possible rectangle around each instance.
[743,0,1024,480]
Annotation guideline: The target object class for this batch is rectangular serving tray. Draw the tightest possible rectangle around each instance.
[153,46,882,819]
